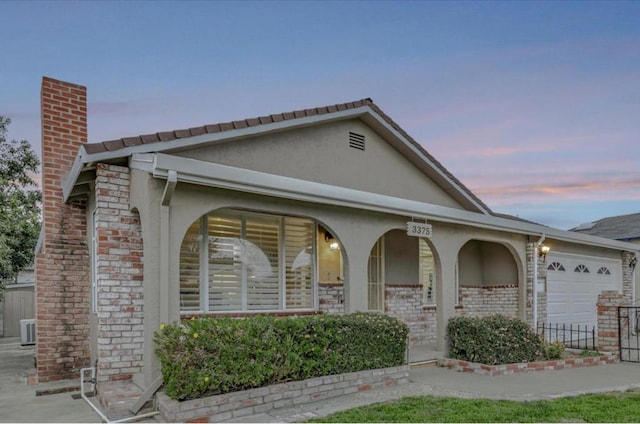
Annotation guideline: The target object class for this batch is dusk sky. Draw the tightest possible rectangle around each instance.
[2,1,639,230]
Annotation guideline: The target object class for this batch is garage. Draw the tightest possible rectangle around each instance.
[546,253,622,327]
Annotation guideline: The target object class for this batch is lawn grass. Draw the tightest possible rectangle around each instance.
[307,389,640,422]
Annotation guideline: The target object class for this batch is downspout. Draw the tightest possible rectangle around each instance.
[533,234,546,330]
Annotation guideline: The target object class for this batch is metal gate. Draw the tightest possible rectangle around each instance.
[618,306,640,362]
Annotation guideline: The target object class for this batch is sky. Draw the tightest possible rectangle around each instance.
[1,1,639,230]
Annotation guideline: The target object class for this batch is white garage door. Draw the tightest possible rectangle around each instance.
[546,253,622,327]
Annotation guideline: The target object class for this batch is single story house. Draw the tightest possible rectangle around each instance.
[34,77,637,405]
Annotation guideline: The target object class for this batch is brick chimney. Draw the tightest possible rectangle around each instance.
[34,77,91,384]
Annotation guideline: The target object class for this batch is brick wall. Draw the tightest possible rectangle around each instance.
[34,77,91,384]
[157,365,409,422]
[597,290,626,353]
[385,284,432,345]
[95,164,144,384]
[457,285,518,318]
[524,242,547,326]
[622,251,635,303]
[318,283,344,314]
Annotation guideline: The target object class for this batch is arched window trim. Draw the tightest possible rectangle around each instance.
[597,266,611,275]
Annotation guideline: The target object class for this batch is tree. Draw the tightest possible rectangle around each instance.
[0,116,41,298]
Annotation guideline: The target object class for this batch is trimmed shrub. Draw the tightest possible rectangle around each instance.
[545,341,565,360]
[447,314,544,365]
[155,312,408,400]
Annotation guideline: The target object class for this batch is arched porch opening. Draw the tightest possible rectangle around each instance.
[456,239,519,318]
[367,229,439,345]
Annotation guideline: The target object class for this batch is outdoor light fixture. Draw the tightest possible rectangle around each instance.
[324,230,340,250]
[630,257,638,272]
[538,245,550,262]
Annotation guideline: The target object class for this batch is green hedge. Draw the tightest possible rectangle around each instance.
[154,312,409,400]
[447,314,545,365]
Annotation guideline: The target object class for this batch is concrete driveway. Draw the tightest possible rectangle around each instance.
[0,337,101,423]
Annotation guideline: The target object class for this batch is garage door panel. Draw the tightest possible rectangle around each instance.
[546,253,622,327]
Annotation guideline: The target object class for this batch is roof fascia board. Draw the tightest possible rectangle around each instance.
[61,152,86,202]
[150,153,638,252]
[362,113,490,214]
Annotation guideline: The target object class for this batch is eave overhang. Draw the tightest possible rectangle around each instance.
[127,152,639,253]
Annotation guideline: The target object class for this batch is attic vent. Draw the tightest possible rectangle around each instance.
[349,132,365,151]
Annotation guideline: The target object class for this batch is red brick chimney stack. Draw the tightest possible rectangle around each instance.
[34,77,91,384]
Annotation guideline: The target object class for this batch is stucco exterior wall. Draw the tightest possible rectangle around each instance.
[175,119,465,210]
[384,230,419,284]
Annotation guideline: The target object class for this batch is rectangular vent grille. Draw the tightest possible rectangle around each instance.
[349,132,365,151]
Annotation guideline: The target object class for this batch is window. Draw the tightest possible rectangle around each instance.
[597,266,611,275]
[574,264,590,273]
[180,209,316,313]
[547,262,566,271]
[419,239,435,304]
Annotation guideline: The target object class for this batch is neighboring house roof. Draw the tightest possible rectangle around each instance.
[571,212,640,241]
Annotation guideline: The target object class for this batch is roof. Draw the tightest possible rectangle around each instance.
[571,212,640,241]
[82,98,493,214]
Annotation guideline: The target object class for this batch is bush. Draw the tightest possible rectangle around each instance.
[545,341,565,360]
[579,349,601,357]
[155,312,408,400]
[447,314,544,365]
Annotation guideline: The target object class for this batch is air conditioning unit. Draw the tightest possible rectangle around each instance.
[20,319,36,345]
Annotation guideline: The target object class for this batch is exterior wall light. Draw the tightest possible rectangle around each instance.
[539,245,550,262]
[329,241,340,251]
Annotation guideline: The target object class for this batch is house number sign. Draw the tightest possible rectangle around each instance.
[406,221,432,238]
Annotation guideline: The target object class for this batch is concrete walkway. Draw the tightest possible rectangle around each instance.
[0,337,101,423]
[3,336,640,423]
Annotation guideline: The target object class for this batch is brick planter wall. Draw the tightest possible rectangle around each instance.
[439,355,617,376]
[156,365,409,422]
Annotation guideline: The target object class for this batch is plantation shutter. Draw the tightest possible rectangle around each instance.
[179,219,201,311]
[208,216,243,311]
[245,217,281,310]
[419,239,435,304]
[285,218,314,309]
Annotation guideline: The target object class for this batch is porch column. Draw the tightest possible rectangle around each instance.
[342,247,369,312]
[327,218,388,314]
[436,253,457,352]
